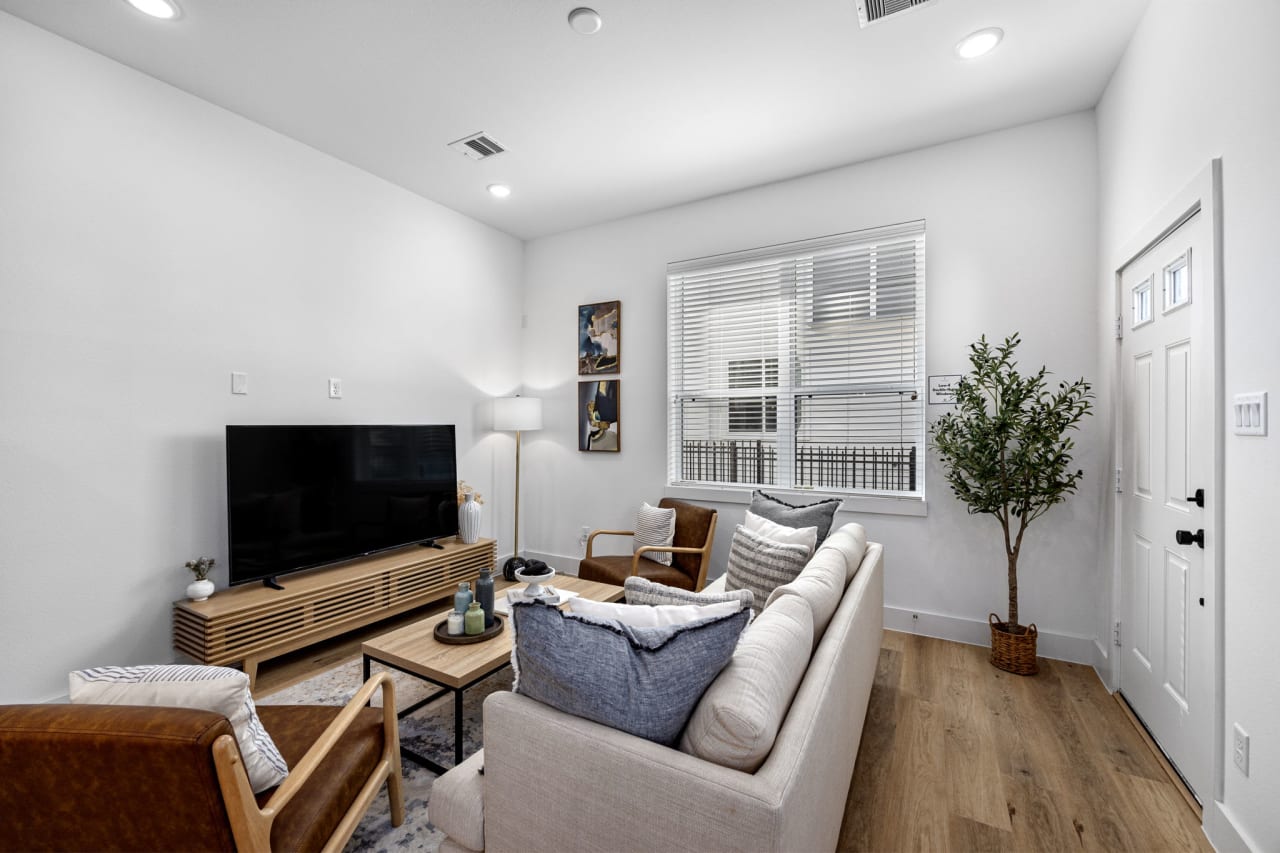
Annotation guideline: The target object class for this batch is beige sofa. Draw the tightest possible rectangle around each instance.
[432,524,884,853]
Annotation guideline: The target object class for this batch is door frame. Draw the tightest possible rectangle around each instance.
[1109,159,1224,806]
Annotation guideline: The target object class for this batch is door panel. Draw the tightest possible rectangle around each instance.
[1119,210,1210,801]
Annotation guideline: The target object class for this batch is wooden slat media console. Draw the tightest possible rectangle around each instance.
[173,537,497,686]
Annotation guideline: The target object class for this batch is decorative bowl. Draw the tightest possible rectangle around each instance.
[514,564,556,599]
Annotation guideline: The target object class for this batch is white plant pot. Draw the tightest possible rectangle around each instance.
[186,578,215,602]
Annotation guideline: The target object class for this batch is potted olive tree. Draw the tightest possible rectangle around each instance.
[930,334,1093,675]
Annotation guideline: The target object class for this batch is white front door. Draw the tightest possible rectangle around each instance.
[1118,209,1213,801]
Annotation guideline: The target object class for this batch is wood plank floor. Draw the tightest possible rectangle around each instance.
[838,631,1209,852]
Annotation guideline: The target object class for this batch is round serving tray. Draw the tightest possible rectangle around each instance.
[434,614,505,645]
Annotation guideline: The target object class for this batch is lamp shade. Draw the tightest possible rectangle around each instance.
[493,396,543,431]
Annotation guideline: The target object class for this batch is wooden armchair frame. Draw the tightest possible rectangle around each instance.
[584,511,718,591]
[213,672,404,853]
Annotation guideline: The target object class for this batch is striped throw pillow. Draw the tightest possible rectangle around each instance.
[69,664,288,793]
[634,502,676,566]
[724,525,812,613]
[624,576,755,611]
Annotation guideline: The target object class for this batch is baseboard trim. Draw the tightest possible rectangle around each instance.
[523,551,579,576]
[883,606,1097,665]
[1206,800,1257,852]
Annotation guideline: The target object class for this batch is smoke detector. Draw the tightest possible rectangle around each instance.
[854,0,937,28]
[447,132,506,161]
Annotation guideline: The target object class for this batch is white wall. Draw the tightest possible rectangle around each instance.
[0,13,524,703]
[1096,2,1280,849]
[521,112,1104,660]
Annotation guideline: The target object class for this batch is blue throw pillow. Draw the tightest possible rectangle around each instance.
[510,601,750,746]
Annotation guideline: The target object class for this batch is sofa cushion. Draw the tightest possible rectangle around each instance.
[510,601,749,746]
[634,501,676,566]
[817,522,869,586]
[749,489,842,544]
[69,664,288,793]
[743,509,818,556]
[568,596,744,627]
[623,575,754,610]
[764,545,844,644]
[724,524,811,613]
[679,594,813,772]
[431,748,486,852]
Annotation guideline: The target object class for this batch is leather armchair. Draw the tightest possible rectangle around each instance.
[0,673,403,852]
[578,498,718,591]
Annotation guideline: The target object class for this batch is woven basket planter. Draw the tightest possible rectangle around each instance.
[989,614,1038,676]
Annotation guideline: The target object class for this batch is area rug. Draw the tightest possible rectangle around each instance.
[258,658,513,852]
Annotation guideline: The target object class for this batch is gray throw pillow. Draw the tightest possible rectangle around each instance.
[624,576,754,611]
[724,525,812,613]
[510,601,749,746]
[749,489,842,544]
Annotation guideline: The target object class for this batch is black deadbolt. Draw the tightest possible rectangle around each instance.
[1186,488,1205,508]
[1175,529,1205,549]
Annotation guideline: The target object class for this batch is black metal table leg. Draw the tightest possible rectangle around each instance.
[454,688,465,766]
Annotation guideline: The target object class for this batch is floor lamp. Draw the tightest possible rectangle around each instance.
[493,395,543,579]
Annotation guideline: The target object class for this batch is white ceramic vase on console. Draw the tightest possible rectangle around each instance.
[186,579,215,602]
[458,493,481,544]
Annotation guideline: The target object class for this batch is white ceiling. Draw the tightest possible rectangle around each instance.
[0,0,1149,240]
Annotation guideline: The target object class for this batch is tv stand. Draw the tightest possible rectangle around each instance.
[173,537,496,688]
[261,577,286,591]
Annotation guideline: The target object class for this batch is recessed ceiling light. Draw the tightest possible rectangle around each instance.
[487,184,512,199]
[568,7,603,35]
[124,0,180,20]
[956,27,1003,60]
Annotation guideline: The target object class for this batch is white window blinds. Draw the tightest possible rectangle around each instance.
[667,221,925,497]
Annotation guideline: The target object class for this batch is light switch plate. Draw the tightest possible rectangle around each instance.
[1233,392,1267,436]
[231,372,248,395]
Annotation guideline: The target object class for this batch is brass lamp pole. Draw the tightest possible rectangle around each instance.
[492,395,543,579]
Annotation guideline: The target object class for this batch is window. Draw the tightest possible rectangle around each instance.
[728,358,778,433]
[668,221,925,498]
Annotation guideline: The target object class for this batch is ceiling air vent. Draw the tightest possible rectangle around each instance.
[855,0,937,28]
[447,132,506,161]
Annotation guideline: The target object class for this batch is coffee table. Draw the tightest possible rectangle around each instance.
[361,574,624,774]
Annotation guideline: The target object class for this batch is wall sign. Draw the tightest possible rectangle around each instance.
[928,374,963,405]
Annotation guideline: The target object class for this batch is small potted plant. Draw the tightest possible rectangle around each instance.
[930,334,1093,675]
[185,557,216,602]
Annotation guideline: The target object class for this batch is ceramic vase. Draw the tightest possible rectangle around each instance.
[458,492,481,544]
[186,578,215,602]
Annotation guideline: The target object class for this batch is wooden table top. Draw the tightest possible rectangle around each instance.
[361,574,624,688]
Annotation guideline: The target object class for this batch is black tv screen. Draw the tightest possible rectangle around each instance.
[226,425,458,587]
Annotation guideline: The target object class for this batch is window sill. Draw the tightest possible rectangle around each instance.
[664,484,928,518]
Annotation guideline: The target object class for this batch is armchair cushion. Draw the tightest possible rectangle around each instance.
[634,501,676,566]
[579,554,695,590]
[510,601,749,746]
[255,704,386,852]
[69,664,287,793]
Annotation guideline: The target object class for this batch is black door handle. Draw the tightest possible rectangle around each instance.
[1186,488,1205,508]
[1175,529,1205,549]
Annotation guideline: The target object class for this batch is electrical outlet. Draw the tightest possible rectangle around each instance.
[1234,724,1250,776]
[579,525,591,546]
[328,378,342,399]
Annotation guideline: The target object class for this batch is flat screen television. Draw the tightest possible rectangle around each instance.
[226,424,458,588]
